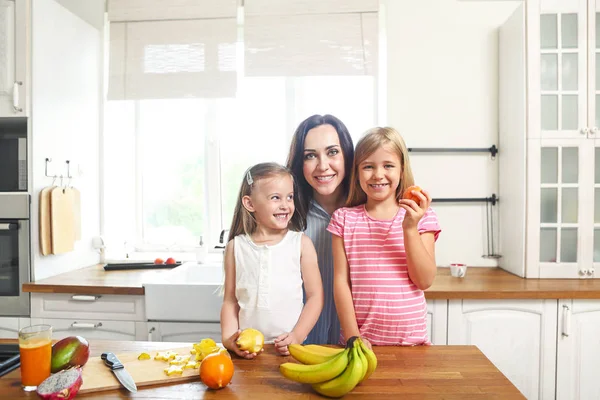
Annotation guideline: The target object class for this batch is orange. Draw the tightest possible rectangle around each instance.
[199,350,234,390]
[402,185,423,203]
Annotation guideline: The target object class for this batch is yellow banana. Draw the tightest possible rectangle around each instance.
[279,348,350,384]
[304,344,344,356]
[358,338,378,380]
[288,344,342,365]
[312,346,363,398]
[354,341,368,382]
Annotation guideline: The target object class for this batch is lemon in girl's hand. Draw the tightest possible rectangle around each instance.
[236,328,264,353]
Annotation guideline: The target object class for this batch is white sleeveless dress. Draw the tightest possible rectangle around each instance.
[234,231,304,343]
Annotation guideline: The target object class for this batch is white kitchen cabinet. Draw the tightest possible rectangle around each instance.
[556,299,600,400]
[30,318,141,341]
[426,299,447,345]
[30,293,146,321]
[146,322,221,343]
[0,0,28,116]
[499,0,600,278]
[447,299,557,400]
[0,317,30,338]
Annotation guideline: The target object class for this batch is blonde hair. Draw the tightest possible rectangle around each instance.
[227,162,303,242]
[346,127,414,207]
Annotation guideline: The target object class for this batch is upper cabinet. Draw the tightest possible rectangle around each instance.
[0,0,28,117]
[500,0,600,278]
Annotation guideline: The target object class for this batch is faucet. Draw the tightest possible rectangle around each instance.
[215,229,229,249]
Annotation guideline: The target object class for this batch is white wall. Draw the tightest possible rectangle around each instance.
[30,0,102,280]
[384,0,522,268]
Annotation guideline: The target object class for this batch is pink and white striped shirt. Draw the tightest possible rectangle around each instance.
[327,205,441,346]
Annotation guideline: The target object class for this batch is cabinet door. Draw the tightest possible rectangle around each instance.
[30,318,137,341]
[556,299,600,400]
[151,322,221,343]
[528,139,589,277]
[0,0,26,116]
[448,299,557,400]
[426,299,447,345]
[529,0,588,139]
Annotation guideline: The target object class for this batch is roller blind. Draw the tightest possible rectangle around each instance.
[244,0,378,77]
[107,0,237,100]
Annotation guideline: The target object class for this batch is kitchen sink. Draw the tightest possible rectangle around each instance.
[143,261,224,322]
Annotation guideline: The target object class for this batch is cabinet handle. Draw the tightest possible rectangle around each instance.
[13,81,23,113]
[71,295,101,302]
[591,127,599,136]
[148,327,156,341]
[562,305,571,337]
[581,127,590,135]
[70,322,102,329]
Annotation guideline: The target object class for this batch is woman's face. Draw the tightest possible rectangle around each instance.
[302,124,346,198]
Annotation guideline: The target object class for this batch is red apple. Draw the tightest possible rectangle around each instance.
[165,257,176,265]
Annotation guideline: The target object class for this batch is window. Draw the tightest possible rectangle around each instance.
[103,1,379,256]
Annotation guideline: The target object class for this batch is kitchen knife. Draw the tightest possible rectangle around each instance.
[101,352,138,393]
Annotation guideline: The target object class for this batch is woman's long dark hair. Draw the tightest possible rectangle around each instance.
[286,114,354,225]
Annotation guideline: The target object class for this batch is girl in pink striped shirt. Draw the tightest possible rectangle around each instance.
[327,127,441,347]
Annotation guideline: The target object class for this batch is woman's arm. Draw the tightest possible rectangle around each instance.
[332,235,360,341]
[220,240,257,359]
[275,235,324,355]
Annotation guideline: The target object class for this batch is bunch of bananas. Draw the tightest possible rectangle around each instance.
[279,337,377,398]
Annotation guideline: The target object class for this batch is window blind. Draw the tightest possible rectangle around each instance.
[244,0,378,77]
[107,0,237,21]
[107,18,237,100]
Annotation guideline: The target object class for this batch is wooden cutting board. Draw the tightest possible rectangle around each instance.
[72,187,81,240]
[39,186,54,256]
[50,187,76,254]
[79,346,201,394]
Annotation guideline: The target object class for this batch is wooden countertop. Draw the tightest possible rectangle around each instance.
[0,339,524,399]
[23,264,600,299]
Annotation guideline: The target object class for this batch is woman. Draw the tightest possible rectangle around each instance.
[286,114,354,344]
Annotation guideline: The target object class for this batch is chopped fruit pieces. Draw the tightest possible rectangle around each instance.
[164,365,184,376]
[169,355,191,365]
[137,352,151,360]
[154,351,177,361]
[184,360,200,369]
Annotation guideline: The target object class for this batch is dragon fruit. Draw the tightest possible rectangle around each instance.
[36,367,83,400]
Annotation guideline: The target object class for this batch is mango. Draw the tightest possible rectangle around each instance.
[51,336,90,373]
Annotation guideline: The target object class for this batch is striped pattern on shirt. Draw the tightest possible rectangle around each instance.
[303,201,341,345]
[327,205,441,346]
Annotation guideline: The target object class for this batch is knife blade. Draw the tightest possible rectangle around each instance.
[101,352,138,393]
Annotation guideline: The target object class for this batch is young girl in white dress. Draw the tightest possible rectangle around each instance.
[220,162,324,358]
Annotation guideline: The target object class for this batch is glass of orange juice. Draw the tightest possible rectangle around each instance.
[18,324,52,391]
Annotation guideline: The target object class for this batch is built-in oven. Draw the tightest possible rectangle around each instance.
[0,194,30,316]
[0,118,28,192]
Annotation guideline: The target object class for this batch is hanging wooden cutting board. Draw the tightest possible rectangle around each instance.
[72,187,81,240]
[50,187,76,254]
[39,186,54,256]
[79,346,200,394]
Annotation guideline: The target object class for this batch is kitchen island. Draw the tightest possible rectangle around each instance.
[0,340,524,399]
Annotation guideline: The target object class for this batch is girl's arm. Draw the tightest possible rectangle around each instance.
[332,235,360,341]
[220,240,258,359]
[400,189,437,290]
[274,235,323,355]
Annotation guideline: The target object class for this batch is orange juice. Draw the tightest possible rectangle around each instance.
[19,339,51,387]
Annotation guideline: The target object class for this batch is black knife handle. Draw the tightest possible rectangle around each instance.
[101,352,124,370]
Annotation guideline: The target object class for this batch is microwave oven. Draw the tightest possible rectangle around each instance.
[0,118,27,192]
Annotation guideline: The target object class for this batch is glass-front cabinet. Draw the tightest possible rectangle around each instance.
[529,0,600,277]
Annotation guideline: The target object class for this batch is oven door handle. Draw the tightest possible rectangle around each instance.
[0,223,18,231]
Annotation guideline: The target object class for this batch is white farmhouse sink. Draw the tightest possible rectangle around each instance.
[143,261,224,322]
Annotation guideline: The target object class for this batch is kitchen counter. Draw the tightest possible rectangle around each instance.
[0,339,524,399]
[23,264,600,299]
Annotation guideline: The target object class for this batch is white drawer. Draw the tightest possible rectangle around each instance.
[147,322,221,343]
[0,318,31,339]
[30,318,138,341]
[31,293,145,321]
